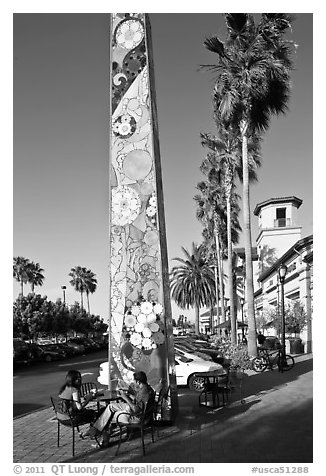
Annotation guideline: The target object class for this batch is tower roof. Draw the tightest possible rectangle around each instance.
[253,196,302,216]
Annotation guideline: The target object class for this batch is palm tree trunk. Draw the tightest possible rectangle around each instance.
[86,292,90,314]
[195,305,200,334]
[215,233,226,323]
[214,263,219,329]
[209,307,214,334]
[241,121,257,356]
[226,195,236,344]
[80,291,84,311]
[20,280,24,297]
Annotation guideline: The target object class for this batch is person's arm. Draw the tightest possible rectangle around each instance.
[118,391,138,412]
[72,390,93,410]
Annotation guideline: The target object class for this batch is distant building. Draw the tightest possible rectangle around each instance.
[200,195,313,352]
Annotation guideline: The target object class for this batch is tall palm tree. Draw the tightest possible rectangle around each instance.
[200,127,260,344]
[13,256,31,297]
[194,181,227,327]
[203,13,294,355]
[170,243,216,334]
[27,261,45,293]
[69,266,87,311]
[84,269,97,314]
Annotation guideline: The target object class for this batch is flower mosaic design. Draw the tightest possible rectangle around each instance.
[137,263,154,283]
[146,192,157,225]
[113,114,137,139]
[112,185,141,226]
[116,19,144,50]
[124,299,165,351]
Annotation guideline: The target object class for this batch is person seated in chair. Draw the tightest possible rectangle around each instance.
[58,369,97,425]
[81,371,155,446]
[257,331,266,347]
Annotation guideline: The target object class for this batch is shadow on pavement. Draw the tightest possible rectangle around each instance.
[67,355,313,463]
[14,403,47,418]
[240,357,313,400]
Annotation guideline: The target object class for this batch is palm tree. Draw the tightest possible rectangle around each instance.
[27,261,45,293]
[194,181,227,327]
[170,243,216,334]
[200,127,260,344]
[84,269,97,314]
[13,256,31,297]
[203,13,295,355]
[69,266,87,311]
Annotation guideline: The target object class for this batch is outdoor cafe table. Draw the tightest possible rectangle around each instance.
[197,370,227,408]
[94,389,122,413]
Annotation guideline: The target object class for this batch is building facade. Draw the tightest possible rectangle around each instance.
[255,234,313,352]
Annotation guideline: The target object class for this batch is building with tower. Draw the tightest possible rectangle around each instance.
[252,196,313,353]
[200,195,313,353]
[254,196,303,265]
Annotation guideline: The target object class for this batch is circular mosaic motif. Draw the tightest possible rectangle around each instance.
[111,185,141,226]
[123,149,152,181]
[116,19,144,50]
[113,114,137,139]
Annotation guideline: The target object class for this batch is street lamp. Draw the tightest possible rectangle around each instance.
[61,285,66,305]
[278,264,287,371]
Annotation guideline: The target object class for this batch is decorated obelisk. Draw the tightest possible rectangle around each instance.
[98,13,177,419]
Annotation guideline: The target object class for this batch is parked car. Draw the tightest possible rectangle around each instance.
[174,354,225,392]
[41,344,67,359]
[66,340,85,354]
[13,338,33,365]
[175,338,224,364]
[175,343,213,361]
[56,342,78,357]
[31,344,66,362]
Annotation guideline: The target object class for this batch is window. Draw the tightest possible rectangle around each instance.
[276,208,286,219]
[275,207,287,227]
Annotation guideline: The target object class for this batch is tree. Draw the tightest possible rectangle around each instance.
[203,13,295,356]
[264,300,307,336]
[27,261,45,293]
[83,268,98,314]
[170,243,216,334]
[13,256,31,297]
[200,128,258,343]
[69,266,97,313]
[69,266,87,310]
[258,245,278,274]
[194,180,227,328]
[13,293,50,340]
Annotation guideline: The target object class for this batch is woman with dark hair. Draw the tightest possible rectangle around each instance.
[58,369,97,425]
[81,371,155,446]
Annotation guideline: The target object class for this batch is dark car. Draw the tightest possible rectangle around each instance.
[174,338,224,364]
[66,339,85,354]
[13,338,33,365]
[87,338,103,351]
[56,342,78,357]
[69,337,93,352]
[42,344,67,358]
[31,344,66,362]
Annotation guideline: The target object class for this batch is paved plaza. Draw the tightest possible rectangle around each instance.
[13,354,313,464]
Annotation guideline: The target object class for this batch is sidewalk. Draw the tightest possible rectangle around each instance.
[13,353,313,464]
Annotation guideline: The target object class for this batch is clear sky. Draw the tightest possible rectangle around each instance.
[12,11,313,323]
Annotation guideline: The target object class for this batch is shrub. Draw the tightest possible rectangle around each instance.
[211,337,252,371]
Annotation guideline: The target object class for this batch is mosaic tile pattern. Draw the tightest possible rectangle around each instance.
[106,14,175,409]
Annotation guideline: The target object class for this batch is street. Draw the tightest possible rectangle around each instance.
[13,350,108,418]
